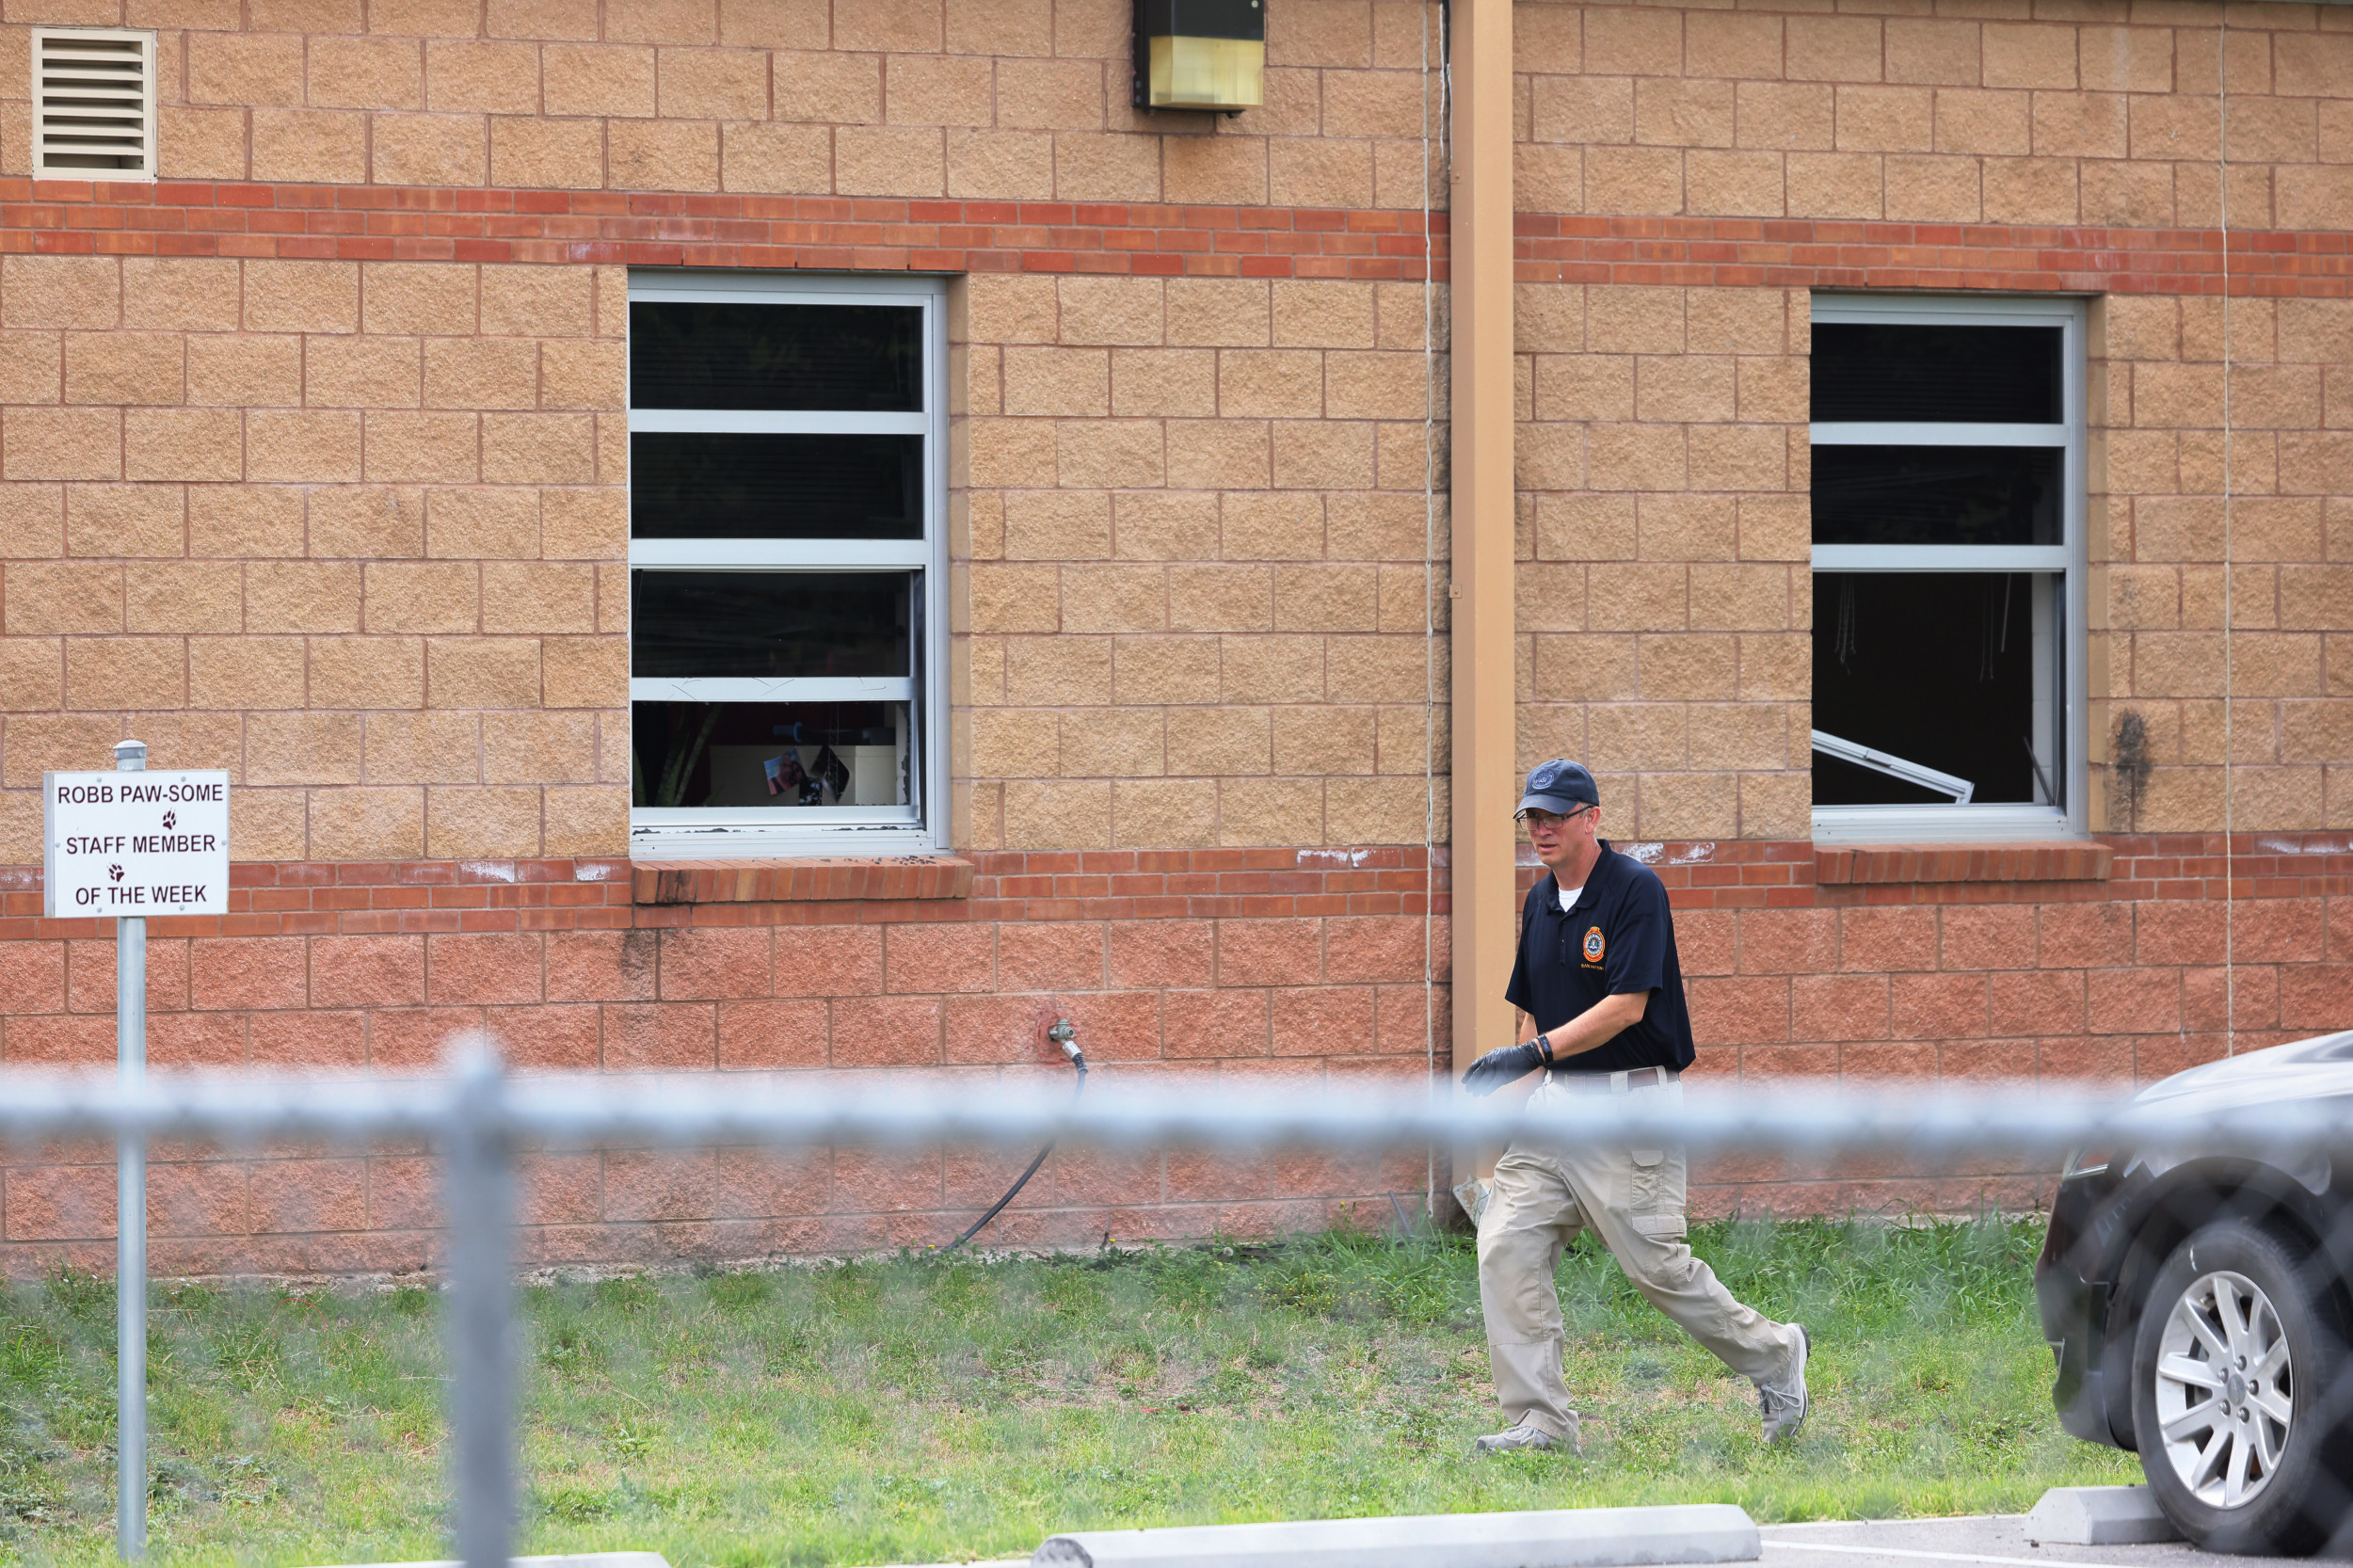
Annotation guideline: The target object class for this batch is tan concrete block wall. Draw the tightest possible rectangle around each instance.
[0,0,1450,210]
[952,272,1453,851]
[5,2,2343,855]
[1513,2,2353,232]
[1513,282,1810,841]
[1508,5,2352,838]
[2091,293,2353,834]
[0,255,631,861]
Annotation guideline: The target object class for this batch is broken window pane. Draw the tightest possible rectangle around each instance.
[1811,324,2061,424]
[1811,445,2061,546]
[1813,573,2059,807]
[632,700,909,809]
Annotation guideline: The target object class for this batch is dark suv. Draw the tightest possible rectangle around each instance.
[2038,1032,2353,1556]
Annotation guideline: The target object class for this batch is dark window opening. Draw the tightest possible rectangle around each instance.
[1811,445,2061,547]
[631,571,911,680]
[630,433,922,540]
[629,302,921,410]
[1813,573,2052,807]
[632,701,906,808]
[1811,323,2062,424]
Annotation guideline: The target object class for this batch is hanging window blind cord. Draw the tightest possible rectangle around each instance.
[2219,9,2235,1061]
[1418,0,1449,1217]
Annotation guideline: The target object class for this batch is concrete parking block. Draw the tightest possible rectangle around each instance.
[1032,1501,1762,1568]
[2025,1489,2182,1547]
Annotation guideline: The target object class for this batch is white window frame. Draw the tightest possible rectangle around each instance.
[626,271,949,859]
[1809,293,2089,845]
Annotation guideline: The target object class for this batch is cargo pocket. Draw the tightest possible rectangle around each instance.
[1628,1146,1687,1238]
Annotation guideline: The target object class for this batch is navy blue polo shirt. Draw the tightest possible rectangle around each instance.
[1504,840,1697,1075]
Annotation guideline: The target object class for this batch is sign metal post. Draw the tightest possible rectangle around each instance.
[42,741,229,1563]
[113,737,147,1563]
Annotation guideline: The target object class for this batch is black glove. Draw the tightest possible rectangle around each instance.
[1461,1039,1549,1097]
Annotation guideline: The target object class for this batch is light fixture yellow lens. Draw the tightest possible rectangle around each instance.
[1147,34,1264,111]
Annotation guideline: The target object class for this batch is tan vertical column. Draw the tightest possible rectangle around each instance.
[1449,0,1515,1093]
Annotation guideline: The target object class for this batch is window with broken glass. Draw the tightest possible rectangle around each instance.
[1809,296,2087,842]
[627,273,946,855]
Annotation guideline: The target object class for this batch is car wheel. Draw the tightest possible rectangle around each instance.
[2130,1218,2353,1556]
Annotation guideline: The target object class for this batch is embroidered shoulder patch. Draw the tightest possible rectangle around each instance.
[1582,926,1606,963]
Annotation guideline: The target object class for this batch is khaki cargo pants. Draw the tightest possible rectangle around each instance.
[1475,1076,1800,1439]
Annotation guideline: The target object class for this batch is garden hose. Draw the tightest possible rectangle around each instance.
[944,1018,1086,1252]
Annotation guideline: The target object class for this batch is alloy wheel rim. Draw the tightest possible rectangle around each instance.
[2154,1269,2294,1510]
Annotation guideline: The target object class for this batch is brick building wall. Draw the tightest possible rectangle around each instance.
[7,831,2347,1272]
[0,248,630,865]
[0,0,2347,1272]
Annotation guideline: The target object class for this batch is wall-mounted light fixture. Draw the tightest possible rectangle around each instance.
[1133,0,1264,114]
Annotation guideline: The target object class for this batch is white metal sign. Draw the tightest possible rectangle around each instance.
[42,770,230,918]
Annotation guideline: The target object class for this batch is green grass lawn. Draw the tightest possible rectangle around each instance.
[0,1216,2137,1568]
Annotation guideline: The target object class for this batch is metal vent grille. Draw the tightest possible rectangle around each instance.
[32,29,155,179]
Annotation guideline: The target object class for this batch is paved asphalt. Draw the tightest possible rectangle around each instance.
[892,1509,2303,1568]
[1760,1514,2272,1568]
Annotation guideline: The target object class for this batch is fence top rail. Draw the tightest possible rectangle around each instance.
[0,1052,2347,1160]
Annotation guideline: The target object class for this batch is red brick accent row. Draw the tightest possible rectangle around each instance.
[1817,843,2114,887]
[0,916,1449,1071]
[5,836,2345,942]
[0,857,637,940]
[9,180,1446,280]
[633,857,975,906]
[1517,841,1823,907]
[10,874,2341,1083]
[0,847,1445,939]
[1831,836,2353,906]
[965,846,1439,922]
[1537,835,2352,909]
[1513,215,2353,296]
[11,179,2353,297]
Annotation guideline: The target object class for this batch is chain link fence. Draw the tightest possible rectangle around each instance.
[4,1037,2350,1562]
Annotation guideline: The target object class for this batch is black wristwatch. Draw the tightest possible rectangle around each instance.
[1533,1032,1556,1066]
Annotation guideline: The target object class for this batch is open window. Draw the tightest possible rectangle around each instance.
[1809,296,2086,843]
[627,273,947,856]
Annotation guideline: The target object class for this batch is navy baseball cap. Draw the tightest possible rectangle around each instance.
[1516,759,1599,816]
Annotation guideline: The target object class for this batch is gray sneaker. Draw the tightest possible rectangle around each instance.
[1472,1417,1577,1455]
[1758,1325,1810,1444]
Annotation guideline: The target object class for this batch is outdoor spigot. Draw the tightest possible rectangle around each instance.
[1048,1018,1079,1060]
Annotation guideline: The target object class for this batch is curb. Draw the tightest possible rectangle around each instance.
[2025,1486,2182,1546]
[307,1556,671,1568]
[1034,1502,1762,1568]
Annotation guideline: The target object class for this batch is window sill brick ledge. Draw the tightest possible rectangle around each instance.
[632,856,974,906]
[1815,842,2112,887]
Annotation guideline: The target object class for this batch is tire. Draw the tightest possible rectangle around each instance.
[2129,1218,2353,1556]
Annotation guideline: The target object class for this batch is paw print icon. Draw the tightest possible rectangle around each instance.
[108,864,123,882]
[162,811,176,830]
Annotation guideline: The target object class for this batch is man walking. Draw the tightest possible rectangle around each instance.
[1459,760,1811,1454]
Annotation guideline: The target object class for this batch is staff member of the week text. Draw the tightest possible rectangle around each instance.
[1459,759,1812,1453]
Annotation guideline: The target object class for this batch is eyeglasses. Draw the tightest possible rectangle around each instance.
[1515,804,1593,828]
